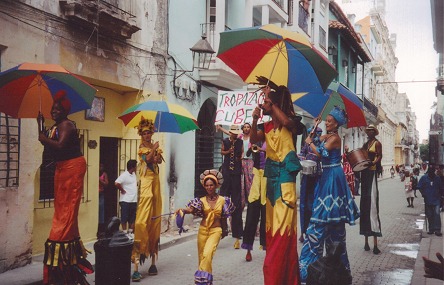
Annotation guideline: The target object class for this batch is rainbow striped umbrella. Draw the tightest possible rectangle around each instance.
[118,101,199,134]
[0,62,96,118]
[217,24,337,94]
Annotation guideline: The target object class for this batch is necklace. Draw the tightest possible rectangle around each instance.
[207,195,218,201]
[327,130,338,134]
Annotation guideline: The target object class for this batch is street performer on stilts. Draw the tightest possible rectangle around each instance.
[251,77,302,285]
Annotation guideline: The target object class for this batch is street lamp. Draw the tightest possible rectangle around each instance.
[190,35,215,70]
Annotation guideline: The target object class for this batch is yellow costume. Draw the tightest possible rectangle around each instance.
[262,122,302,284]
[132,145,162,263]
[187,195,235,285]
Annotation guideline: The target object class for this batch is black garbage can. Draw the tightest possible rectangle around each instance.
[94,218,133,285]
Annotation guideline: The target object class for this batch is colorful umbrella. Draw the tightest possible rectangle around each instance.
[217,24,337,94]
[118,101,199,134]
[293,81,367,128]
[0,62,96,118]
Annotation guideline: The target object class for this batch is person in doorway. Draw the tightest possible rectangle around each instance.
[176,169,235,285]
[251,82,303,285]
[220,124,244,249]
[37,90,92,285]
[98,162,109,238]
[360,124,383,254]
[298,107,359,284]
[131,117,163,282]
[242,139,267,262]
[297,126,323,243]
[115,159,137,237]
[418,165,442,236]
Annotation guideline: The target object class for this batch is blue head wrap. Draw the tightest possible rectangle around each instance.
[329,106,348,126]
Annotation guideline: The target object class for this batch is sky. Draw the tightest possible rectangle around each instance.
[338,0,438,141]
[385,0,438,141]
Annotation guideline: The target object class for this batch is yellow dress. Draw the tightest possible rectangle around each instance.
[132,146,162,262]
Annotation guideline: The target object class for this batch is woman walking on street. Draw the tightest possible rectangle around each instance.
[176,169,235,285]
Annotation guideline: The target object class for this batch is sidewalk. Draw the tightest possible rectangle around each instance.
[411,210,444,285]
[0,224,200,285]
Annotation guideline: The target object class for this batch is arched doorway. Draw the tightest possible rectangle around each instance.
[194,98,223,197]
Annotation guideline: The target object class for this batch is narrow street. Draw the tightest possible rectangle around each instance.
[104,176,426,285]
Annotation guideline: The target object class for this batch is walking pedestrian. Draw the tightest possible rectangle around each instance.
[251,81,303,285]
[176,169,235,285]
[131,117,163,282]
[418,165,442,236]
[298,107,359,284]
[404,170,415,208]
[390,166,395,178]
[220,125,244,249]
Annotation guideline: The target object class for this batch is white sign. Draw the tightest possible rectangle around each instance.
[428,130,442,135]
[215,90,271,125]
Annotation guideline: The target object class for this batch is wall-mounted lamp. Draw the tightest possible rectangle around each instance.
[342,59,348,67]
[190,35,215,70]
[328,45,337,56]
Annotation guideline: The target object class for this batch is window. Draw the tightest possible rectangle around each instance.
[298,0,310,34]
[319,26,326,51]
[209,0,216,23]
[0,113,20,188]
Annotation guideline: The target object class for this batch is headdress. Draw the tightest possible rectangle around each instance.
[365,124,379,135]
[199,169,224,187]
[137,116,155,136]
[53,90,71,113]
[228,125,242,135]
[329,106,348,127]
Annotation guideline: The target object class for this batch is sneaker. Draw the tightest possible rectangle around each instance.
[427,231,434,235]
[127,232,134,240]
[435,232,443,237]
[148,265,158,276]
[132,271,142,282]
[234,239,240,249]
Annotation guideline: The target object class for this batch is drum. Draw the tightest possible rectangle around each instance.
[347,149,370,172]
[300,160,317,175]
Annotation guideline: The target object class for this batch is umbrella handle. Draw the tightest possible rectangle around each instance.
[151,212,174,220]
[309,118,322,138]
[37,111,45,133]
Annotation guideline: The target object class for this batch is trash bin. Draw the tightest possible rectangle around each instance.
[94,217,133,285]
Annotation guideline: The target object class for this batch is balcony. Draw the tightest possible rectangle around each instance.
[371,59,384,76]
[363,97,378,119]
[59,0,140,40]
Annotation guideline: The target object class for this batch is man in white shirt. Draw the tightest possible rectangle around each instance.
[115,159,138,238]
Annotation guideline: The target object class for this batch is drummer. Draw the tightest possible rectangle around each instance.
[297,126,323,243]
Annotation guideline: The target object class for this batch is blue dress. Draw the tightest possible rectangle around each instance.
[310,148,359,224]
[299,148,360,282]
